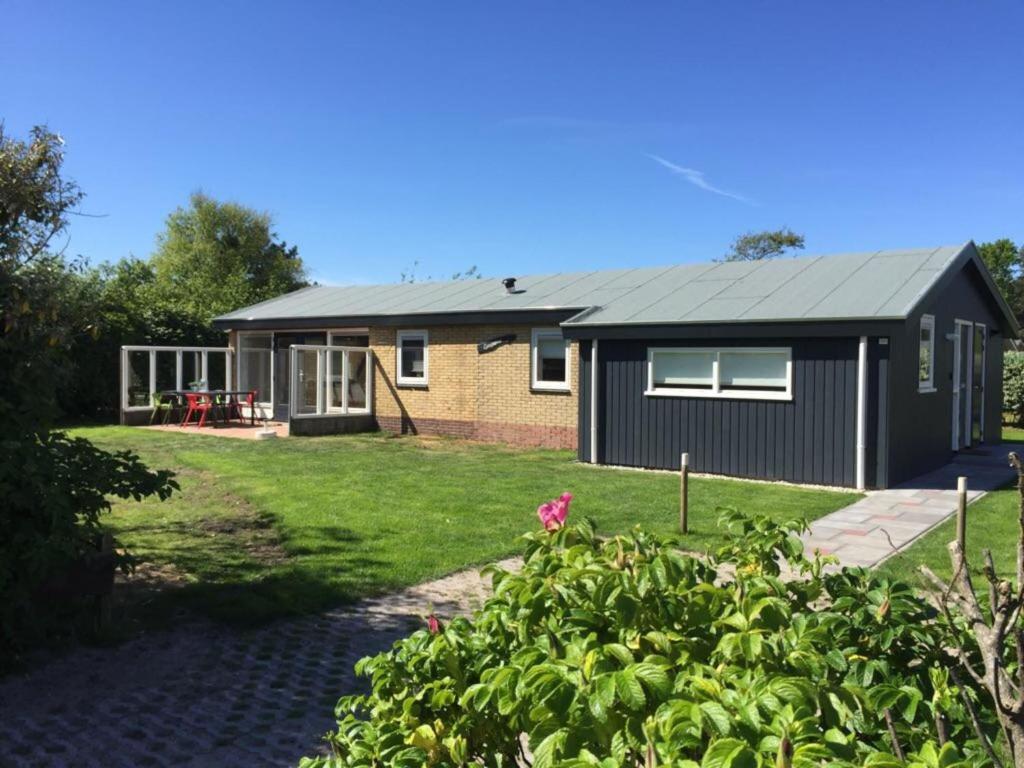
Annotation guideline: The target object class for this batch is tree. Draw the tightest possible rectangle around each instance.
[150,192,308,324]
[921,453,1024,764]
[0,125,175,662]
[723,227,805,262]
[978,239,1023,318]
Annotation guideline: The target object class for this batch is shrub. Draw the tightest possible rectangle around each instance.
[0,125,178,664]
[0,432,177,662]
[301,506,997,768]
[1004,351,1024,425]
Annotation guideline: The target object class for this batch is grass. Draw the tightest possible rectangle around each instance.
[73,426,861,626]
[870,425,1024,587]
[878,483,1020,586]
[1003,424,1024,442]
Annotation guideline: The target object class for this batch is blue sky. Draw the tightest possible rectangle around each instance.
[3,1,1022,285]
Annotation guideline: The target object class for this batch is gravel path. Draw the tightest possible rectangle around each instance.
[0,558,521,768]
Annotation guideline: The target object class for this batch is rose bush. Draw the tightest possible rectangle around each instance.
[301,502,998,768]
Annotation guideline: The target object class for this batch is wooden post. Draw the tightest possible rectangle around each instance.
[956,476,968,552]
[680,452,689,534]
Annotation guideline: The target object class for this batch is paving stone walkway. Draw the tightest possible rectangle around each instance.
[801,443,1024,568]
[0,559,519,768]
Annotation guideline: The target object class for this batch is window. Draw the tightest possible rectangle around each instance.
[397,330,428,386]
[646,347,792,400]
[531,329,571,391]
[239,333,272,403]
[919,314,935,392]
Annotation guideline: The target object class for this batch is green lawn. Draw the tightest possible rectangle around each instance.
[878,484,1020,585]
[870,424,1024,587]
[74,426,860,626]
[1003,424,1024,442]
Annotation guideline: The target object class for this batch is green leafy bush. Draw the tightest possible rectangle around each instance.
[302,509,997,768]
[1,125,178,663]
[1003,351,1024,425]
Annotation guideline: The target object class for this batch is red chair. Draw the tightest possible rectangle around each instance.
[225,390,257,425]
[181,392,215,428]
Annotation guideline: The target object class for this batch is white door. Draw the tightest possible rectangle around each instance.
[951,320,972,450]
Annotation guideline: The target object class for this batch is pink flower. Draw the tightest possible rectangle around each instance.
[427,614,442,634]
[537,492,573,531]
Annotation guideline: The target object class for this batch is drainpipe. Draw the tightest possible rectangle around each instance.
[590,339,599,464]
[855,336,868,490]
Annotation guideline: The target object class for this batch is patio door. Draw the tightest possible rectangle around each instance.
[274,333,325,420]
[970,324,986,444]
[951,320,971,450]
[951,320,987,450]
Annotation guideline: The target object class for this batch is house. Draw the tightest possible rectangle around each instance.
[203,241,1017,489]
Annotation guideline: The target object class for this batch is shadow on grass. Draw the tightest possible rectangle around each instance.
[116,520,389,630]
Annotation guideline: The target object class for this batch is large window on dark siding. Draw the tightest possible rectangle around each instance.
[646,347,792,401]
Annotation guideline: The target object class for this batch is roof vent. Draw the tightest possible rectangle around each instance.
[502,277,518,294]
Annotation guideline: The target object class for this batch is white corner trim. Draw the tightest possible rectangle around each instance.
[590,339,599,464]
[855,335,868,491]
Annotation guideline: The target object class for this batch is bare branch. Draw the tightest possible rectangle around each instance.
[883,709,905,761]
[949,666,1005,768]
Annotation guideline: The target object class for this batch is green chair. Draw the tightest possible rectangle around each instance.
[149,392,176,425]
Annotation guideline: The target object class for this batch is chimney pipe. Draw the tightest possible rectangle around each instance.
[502,277,517,294]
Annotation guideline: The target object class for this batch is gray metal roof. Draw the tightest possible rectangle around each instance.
[215,243,1014,329]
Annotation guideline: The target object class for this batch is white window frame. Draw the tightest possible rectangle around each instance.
[918,314,936,393]
[645,346,793,401]
[327,328,370,346]
[530,328,572,392]
[396,330,429,387]
[290,344,374,419]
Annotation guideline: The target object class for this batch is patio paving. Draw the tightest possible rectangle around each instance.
[144,421,290,440]
[0,559,518,768]
[801,442,1024,568]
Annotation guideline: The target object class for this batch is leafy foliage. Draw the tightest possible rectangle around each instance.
[722,229,804,262]
[302,510,998,768]
[977,239,1023,319]
[0,125,177,663]
[149,191,307,322]
[1004,351,1024,425]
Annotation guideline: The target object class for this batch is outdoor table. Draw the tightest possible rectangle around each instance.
[159,390,258,427]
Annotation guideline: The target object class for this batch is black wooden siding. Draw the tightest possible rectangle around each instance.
[591,338,861,486]
[577,340,594,463]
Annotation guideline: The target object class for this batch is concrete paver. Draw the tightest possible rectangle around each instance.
[0,559,520,768]
[801,443,1023,568]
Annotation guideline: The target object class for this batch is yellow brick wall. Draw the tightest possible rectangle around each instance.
[370,325,578,447]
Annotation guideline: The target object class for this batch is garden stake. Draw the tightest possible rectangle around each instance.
[956,475,967,552]
[680,452,689,534]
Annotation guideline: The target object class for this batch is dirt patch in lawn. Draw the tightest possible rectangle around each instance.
[195,509,288,566]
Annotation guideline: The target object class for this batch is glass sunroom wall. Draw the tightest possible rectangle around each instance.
[127,350,150,407]
[207,351,227,391]
[154,351,177,395]
[328,349,344,410]
[238,334,272,404]
[181,351,203,390]
[294,348,320,414]
[346,351,368,410]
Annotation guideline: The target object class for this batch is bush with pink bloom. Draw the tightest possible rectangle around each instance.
[536,492,572,531]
